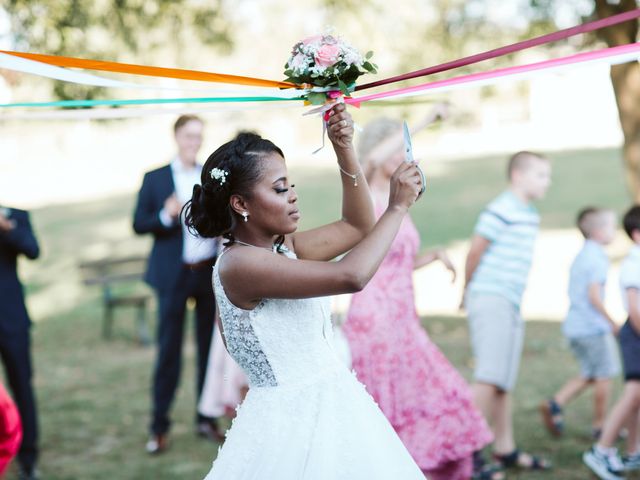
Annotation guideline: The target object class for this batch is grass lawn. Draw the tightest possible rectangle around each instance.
[4,147,639,479]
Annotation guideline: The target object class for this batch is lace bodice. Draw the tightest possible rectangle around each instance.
[212,249,343,388]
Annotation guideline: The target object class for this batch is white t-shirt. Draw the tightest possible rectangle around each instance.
[160,158,218,264]
[619,244,640,313]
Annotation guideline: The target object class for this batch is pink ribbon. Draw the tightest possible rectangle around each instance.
[346,42,640,106]
[356,8,640,91]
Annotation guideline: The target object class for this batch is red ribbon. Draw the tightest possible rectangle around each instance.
[356,8,640,91]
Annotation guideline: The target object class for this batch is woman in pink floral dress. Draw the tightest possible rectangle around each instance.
[343,111,494,480]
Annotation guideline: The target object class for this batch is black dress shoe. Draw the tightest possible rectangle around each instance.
[196,420,225,443]
[145,433,169,455]
[18,466,40,480]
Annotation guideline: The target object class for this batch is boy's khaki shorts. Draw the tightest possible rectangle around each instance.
[467,293,524,392]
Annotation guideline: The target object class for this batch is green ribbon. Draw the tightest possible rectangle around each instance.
[0,95,305,109]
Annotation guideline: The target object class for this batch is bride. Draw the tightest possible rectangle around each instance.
[186,103,426,479]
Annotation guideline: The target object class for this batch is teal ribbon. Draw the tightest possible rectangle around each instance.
[0,95,305,108]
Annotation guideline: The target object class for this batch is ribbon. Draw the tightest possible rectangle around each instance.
[356,8,640,91]
[0,52,143,89]
[346,42,640,106]
[0,102,304,121]
[0,52,306,98]
[0,50,297,89]
[2,43,637,113]
[0,95,304,109]
[302,92,345,154]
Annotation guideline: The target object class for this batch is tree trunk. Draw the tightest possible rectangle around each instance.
[594,0,640,202]
[610,62,640,203]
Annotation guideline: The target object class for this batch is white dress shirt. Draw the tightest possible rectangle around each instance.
[159,157,218,264]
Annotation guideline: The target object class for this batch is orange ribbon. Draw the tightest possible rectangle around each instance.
[0,50,297,89]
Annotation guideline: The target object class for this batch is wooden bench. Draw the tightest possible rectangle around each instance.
[79,255,152,345]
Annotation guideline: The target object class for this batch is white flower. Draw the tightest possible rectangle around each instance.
[288,53,311,75]
[309,64,326,76]
[210,167,229,185]
[342,49,363,67]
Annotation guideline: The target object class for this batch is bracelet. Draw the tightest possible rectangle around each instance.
[339,166,362,187]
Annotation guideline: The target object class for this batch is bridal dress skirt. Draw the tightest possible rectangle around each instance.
[203,366,425,480]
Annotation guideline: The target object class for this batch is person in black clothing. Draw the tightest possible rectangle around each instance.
[0,205,40,480]
[133,115,221,454]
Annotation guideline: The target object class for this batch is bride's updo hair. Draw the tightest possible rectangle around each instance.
[184,132,284,239]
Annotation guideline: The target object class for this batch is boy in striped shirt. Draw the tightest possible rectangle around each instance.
[462,151,552,472]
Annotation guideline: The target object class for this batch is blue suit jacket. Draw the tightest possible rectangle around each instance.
[133,165,185,293]
[0,208,40,335]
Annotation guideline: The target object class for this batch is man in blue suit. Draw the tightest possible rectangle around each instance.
[0,206,40,480]
[133,115,220,454]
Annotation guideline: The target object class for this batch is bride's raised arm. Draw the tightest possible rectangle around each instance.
[219,162,421,310]
[291,103,376,261]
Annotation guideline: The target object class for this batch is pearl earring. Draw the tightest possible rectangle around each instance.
[242,211,249,223]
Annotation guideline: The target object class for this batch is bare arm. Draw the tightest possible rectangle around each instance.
[221,163,423,310]
[365,103,448,169]
[627,288,640,334]
[464,235,491,288]
[293,104,376,261]
[414,248,457,282]
[459,235,491,308]
[588,283,618,333]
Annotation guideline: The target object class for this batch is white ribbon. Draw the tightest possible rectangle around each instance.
[0,52,304,97]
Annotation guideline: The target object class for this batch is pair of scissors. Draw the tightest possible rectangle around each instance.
[403,121,426,197]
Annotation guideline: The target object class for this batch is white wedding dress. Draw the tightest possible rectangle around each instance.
[203,249,425,480]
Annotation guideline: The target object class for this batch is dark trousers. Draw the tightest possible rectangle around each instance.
[0,329,38,473]
[151,261,215,435]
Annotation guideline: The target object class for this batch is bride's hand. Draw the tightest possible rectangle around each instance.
[326,104,354,150]
[388,162,423,212]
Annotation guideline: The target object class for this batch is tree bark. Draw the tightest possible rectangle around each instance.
[594,0,640,202]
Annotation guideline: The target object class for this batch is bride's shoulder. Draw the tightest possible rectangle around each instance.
[218,245,280,281]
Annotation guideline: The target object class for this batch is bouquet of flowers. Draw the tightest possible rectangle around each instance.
[284,34,377,105]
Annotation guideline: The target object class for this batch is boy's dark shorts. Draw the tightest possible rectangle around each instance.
[620,319,640,381]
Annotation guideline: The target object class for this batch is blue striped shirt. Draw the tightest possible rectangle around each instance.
[469,191,540,306]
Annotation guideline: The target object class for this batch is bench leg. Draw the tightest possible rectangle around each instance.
[136,304,151,346]
[103,305,114,339]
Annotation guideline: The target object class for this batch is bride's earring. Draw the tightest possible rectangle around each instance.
[242,211,249,223]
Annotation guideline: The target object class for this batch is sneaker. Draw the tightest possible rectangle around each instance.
[623,451,640,471]
[583,447,625,480]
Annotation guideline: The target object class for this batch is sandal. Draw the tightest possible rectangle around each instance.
[473,451,506,480]
[539,399,564,437]
[494,448,552,471]
[472,463,506,480]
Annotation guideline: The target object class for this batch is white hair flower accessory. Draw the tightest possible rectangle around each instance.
[210,167,229,185]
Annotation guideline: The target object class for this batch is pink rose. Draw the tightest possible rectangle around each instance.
[314,44,340,68]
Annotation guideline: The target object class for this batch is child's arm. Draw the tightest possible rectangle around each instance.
[364,103,448,168]
[588,282,619,334]
[460,235,491,308]
[414,248,456,282]
[626,287,640,334]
